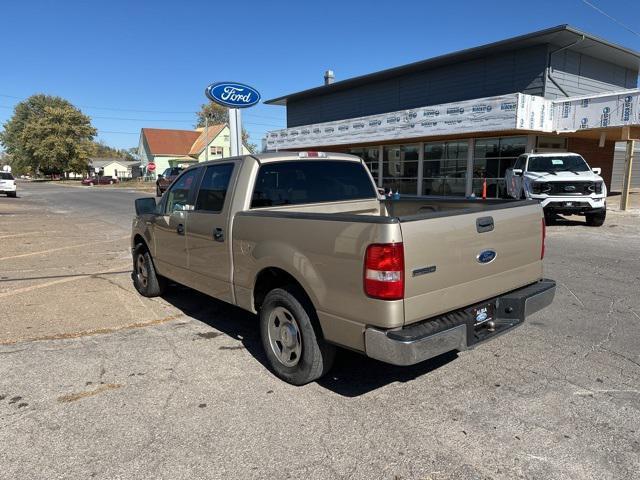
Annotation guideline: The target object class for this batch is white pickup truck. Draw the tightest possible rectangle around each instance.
[505,152,607,226]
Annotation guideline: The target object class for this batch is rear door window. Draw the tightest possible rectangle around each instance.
[251,160,376,208]
[0,172,14,180]
[195,163,234,213]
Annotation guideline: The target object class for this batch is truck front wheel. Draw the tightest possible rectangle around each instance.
[585,209,606,227]
[259,287,335,385]
[132,244,166,297]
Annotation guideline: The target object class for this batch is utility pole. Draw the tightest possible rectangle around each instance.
[620,139,635,211]
[205,115,209,162]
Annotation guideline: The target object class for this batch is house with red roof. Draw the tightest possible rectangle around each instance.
[137,125,251,177]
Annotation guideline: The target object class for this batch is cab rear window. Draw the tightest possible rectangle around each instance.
[251,160,376,208]
[0,172,14,180]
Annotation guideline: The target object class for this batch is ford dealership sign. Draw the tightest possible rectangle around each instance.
[205,82,260,108]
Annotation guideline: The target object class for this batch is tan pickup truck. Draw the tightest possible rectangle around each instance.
[132,152,555,385]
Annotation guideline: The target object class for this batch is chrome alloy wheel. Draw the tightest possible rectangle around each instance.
[267,306,302,367]
[136,254,148,289]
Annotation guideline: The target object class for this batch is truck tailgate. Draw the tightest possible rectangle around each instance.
[401,203,544,326]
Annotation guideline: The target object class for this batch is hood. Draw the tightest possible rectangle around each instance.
[524,170,603,183]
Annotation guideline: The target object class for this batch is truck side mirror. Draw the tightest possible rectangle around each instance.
[512,169,523,176]
[592,167,602,175]
[135,197,157,215]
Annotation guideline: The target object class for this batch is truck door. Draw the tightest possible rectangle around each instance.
[153,167,201,283]
[185,162,238,303]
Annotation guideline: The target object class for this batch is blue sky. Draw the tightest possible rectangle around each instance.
[1,0,639,150]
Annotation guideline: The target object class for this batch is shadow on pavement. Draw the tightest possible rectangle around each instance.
[0,270,132,282]
[161,284,457,397]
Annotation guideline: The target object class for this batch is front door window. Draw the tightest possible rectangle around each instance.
[165,168,200,213]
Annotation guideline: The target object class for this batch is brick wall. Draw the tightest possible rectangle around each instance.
[567,137,616,190]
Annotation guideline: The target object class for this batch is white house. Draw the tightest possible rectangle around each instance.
[89,158,141,179]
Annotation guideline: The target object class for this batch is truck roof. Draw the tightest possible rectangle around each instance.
[194,151,362,169]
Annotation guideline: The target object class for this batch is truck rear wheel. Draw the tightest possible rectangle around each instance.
[132,244,166,297]
[585,210,606,227]
[259,287,335,385]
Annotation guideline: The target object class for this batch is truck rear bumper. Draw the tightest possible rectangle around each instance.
[364,279,556,366]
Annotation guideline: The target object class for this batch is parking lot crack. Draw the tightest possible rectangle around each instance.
[560,282,585,307]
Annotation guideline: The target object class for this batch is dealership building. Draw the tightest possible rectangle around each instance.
[264,25,640,201]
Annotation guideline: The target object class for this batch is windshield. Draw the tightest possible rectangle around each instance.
[0,172,14,180]
[527,155,590,173]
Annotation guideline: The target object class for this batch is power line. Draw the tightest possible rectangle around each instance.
[0,93,285,121]
[98,130,140,135]
[580,0,640,37]
[0,105,282,128]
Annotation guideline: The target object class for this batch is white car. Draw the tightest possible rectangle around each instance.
[505,152,606,226]
[0,172,17,197]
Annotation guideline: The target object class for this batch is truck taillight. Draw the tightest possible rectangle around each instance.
[541,218,546,260]
[364,243,404,300]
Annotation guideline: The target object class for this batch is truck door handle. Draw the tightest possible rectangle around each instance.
[214,228,224,242]
[476,216,494,233]
[176,223,185,235]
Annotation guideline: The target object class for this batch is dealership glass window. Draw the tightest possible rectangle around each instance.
[536,136,567,151]
[382,145,418,194]
[422,140,468,196]
[473,136,526,198]
[350,147,380,183]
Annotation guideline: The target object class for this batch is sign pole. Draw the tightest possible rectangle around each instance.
[229,108,242,156]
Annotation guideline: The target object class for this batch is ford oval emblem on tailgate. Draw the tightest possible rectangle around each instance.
[477,249,497,264]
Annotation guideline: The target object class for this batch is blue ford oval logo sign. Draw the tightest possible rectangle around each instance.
[477,250,497,264]
[205,82,261,108]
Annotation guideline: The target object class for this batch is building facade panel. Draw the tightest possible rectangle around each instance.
[546,49,638,99]
[286,46,548,128]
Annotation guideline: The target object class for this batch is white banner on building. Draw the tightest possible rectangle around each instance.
[264,89,640,150]
[516,94,553,132]
[265,94,520,150]
[553,90,640,132]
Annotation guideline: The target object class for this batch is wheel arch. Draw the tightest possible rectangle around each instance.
[253,267,316,313]
[133,234,149,251]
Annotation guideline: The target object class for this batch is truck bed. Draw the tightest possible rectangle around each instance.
[233,195,544,346]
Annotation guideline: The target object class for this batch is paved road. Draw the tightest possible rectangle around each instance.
[1,183,639,480]
[14,181,153,227]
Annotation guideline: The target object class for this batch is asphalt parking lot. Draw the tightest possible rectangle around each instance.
[1,182,639,480]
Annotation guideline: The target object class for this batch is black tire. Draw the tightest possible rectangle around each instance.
[132,243,166,297]
[7,192,16,198]
[156,184,162,197]
[259,287,335,385]
[585,209,606,227]
[544,211,556,226]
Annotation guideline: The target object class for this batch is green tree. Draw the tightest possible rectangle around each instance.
[93,141,137,161]
[0,94,96,175]
[195,102,257,153]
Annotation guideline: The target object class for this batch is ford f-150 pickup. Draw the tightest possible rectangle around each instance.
[505,152,607,226]
[132,152,556,385]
